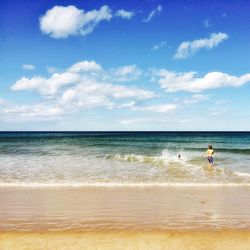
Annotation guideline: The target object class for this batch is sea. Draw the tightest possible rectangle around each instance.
[1,131,250,187]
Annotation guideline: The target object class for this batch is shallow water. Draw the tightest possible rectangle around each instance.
[0,132,250,186]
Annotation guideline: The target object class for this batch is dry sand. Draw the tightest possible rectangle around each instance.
[1,230,250,250]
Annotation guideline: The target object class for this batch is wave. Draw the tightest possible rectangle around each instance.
[106,154,166,166]
[104,151,250,180]
[235,172,250,177]
[105,150,188,166]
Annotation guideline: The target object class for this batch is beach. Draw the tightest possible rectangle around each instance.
[1,186,250,249]
[2,0,250,246]
[1,230,250,250]
[1,132,250,249]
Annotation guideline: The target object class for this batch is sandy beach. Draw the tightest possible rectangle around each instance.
[1,186,250,231]
[1,230,250,250]
[1,186,250,249]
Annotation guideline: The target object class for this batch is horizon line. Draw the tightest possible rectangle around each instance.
[0,131,250,133]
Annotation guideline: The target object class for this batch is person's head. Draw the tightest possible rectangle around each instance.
[208,145,213,149]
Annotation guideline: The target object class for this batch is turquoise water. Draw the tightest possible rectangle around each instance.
[0,132,250,186]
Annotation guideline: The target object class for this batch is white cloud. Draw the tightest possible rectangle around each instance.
[174,32,228,59]
[153,69,250,92]
[11,72,81,96]
[118,101,176,113]
[68,60,102,73]
[143,5,162,22]
[59,81,155,107]
[10,61,156,118]
[110,65,142,82]
[136,103,177,113]
[116,9,134,19]
[152,41,166,51]
[11,61,148,98]
[40,5,112,38]
[60,86,113,109]
[22,64,35,70]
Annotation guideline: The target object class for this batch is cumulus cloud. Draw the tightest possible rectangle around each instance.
[9,60,157,118]
[68,61,102,73]
[153,70,250,92]
[59,81,155,108]
[11,72,81,96]
[60,85,113,109]
[143,5,162,22]
[115,9,134,19]
[174,32,228,59]
[11,61,148,98]
[109,65,142,82]
[22,64,35,70]
[40,5,112,38]
[12,61,105,97]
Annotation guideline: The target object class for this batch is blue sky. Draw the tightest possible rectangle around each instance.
[0,0,250,131]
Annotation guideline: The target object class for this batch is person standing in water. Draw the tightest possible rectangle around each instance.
[204,145,214,167]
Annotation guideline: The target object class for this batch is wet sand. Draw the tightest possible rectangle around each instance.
[1,186,250,231]
[1,186,250,249]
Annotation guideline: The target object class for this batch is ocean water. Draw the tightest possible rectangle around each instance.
[0,132,250,186]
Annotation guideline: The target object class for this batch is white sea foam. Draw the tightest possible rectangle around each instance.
[235,172,250,177]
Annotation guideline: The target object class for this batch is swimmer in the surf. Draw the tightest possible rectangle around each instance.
[203,145,214,167]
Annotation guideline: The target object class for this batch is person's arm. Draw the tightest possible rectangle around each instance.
[202,150,208,156]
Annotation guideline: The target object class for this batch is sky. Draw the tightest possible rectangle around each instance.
[0,0,250,131]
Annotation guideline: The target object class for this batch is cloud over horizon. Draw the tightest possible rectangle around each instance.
[8,59,250,121]
[8,61,160,119]
[153,70,250,92]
